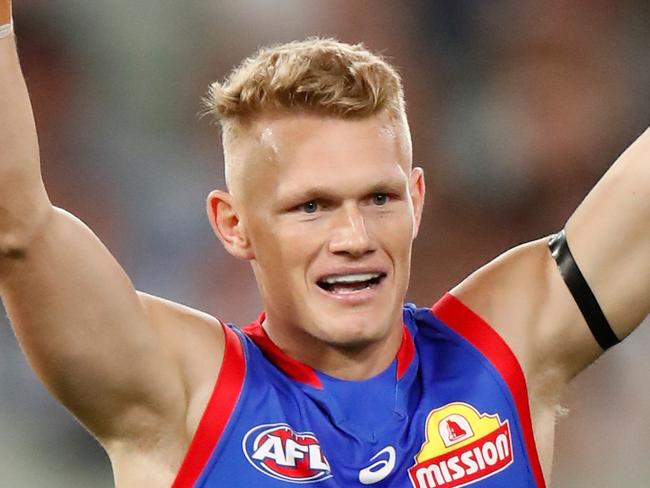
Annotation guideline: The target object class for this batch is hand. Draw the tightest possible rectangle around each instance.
[0,0,12,39]
[0,0,11,26]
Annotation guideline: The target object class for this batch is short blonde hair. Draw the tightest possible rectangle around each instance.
[205,37,406,126]
[207,38,411,192]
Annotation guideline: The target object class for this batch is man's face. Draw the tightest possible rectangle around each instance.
[222,113,424,350]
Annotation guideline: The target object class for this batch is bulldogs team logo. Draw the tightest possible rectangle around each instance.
[243,423,332,483]
[409,403,513,488]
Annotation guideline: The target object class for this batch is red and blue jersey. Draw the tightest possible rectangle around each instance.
[173,294,546,487]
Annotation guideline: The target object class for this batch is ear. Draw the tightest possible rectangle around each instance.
[409,167,426,239]
[206,189,255,261]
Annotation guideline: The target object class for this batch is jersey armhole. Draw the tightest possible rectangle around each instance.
[432,293,547,488]
[172,322,246,488]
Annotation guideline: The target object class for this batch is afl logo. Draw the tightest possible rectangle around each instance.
[242,423,332,483]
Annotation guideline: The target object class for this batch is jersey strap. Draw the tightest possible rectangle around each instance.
[172,322,246,488]
[432,294,546,488]
[549,229,620,350]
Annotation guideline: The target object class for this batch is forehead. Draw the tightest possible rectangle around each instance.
[252,113,407,179]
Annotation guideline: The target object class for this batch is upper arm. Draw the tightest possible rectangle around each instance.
[0,207,189,442]
[1,19,226,454]
[564,127,650,340]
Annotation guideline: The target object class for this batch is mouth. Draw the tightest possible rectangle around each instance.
[316,272,387,295]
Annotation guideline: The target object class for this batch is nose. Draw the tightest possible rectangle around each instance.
[328,203,374,257]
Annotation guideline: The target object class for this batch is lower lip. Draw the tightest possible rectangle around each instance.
[314,277,386,304]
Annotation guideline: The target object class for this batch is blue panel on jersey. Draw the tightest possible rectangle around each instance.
[188,302,541,487]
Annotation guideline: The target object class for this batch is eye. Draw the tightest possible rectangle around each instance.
[301,201,319,214]
[372,193,389,206]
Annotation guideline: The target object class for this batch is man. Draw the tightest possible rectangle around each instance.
[1,1,648,486]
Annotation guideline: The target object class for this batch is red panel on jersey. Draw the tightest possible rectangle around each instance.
[432,293,546,488]
[172,323,246,488]
[243,314,323,389]
[243,312,416,387]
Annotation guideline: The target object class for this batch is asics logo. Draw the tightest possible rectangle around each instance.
[359,446,396,484]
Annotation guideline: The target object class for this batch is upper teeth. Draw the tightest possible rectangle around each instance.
[322,273,381,284]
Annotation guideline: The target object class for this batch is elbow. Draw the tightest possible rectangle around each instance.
[0,232,29,260]
[0,203,54,261]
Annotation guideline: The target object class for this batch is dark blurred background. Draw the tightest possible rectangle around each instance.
[1,1,648,486]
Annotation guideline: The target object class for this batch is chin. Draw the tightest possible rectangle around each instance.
[311,311,393,349]
[297,283,405,348]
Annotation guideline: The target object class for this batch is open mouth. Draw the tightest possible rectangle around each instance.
[316,272,386,294]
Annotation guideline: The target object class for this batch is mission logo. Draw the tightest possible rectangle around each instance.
[243,423,332,483]
[409,403,514,488]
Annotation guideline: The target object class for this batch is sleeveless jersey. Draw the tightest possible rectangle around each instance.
[172,294,546,487]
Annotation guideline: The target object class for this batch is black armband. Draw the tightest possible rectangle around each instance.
[549,229,620,350]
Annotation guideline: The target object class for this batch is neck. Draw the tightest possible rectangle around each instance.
[261,316,404,381]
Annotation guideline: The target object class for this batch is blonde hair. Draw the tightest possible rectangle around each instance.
[205,37,406,126]
[206,38,411,192]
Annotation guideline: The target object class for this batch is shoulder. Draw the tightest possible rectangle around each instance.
[138,292,225,340]
[136,292,228,434]
[449,236,552,351]
[447,237,598,392]
[137,292,226,371]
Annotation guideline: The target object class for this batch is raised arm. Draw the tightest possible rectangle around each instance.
[564,127,650,344]
[453,127,650,386]
[0,0,49,245]
[0,3,222,474]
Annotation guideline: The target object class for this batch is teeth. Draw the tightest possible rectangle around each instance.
[322,273,381,284]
